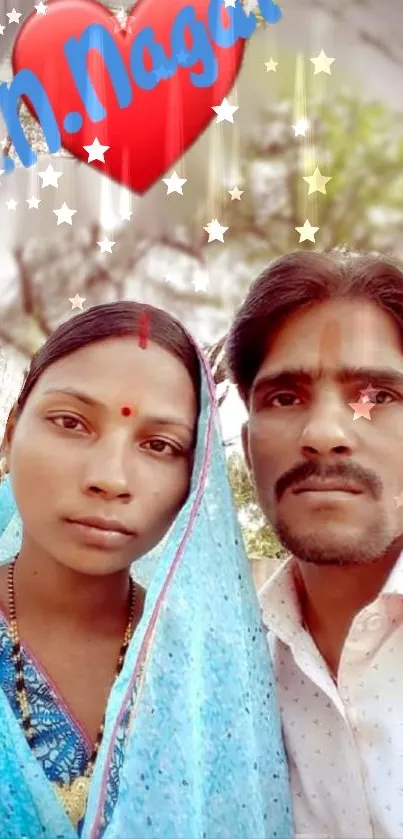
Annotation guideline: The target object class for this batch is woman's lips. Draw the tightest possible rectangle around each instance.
[64,520,134,550]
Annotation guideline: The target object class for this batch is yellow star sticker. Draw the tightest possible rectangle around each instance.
[310,50,335,75]
[295,220,319,243]
[264,58,278,72]
[303,166,332,195]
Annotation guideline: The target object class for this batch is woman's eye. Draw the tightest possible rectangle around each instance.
[267,392,300,407]
[142,439,179,455]
[49,415,86,432]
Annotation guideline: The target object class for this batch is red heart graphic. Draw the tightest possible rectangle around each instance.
[12,0,245,194]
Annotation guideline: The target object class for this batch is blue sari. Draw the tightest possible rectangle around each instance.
[0,344,294,839]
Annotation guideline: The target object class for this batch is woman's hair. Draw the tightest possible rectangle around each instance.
[14,301,201,417]
[226,249,403,403]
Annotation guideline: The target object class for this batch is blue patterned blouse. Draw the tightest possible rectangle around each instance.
[0,610,124,835]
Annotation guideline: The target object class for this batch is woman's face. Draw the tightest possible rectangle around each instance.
[4,336,198,576]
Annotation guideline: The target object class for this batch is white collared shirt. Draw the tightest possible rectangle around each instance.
[259,553,403,839]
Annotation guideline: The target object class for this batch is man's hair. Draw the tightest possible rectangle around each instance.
[226,249,403,403]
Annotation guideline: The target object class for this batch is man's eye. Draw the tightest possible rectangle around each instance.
[369,390,395,405]
[266,393,300,407]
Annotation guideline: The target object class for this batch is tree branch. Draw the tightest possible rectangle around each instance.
[157,235,206,265]
[13,247,52,338]
[0,324,34,359]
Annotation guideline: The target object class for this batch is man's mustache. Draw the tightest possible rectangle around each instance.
[275,460,383,502]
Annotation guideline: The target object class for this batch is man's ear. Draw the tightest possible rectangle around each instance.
[241,421,252,471]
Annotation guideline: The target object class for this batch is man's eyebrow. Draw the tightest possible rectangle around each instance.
[41,389,194,433]
[252,365,403,396]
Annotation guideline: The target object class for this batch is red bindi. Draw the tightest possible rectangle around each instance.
[121,406,132,417]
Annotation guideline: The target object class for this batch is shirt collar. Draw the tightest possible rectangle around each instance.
[259,556,303,646]
[259,549,403,644]
[381,548,403,595]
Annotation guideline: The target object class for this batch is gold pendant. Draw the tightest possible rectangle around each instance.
[52,775,90,829]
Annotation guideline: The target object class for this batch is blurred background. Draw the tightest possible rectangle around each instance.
[0,0,403,584]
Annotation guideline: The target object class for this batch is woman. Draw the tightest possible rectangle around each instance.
[0,301,293,839]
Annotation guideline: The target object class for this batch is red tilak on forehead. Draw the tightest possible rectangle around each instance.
[139,311,150,350]
[121,406,132,417]
[319,319,342,365]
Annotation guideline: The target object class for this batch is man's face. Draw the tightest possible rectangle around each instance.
[243,297,403,566]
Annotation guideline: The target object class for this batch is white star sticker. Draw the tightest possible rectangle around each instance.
[6,8,22,23]
[228,186,243,200]
[162,170,187,195]
[310,50,335,75]
[120,209,133,222]
[113,8,135,32]
[6,198,17,211]
[295,219,319,243]
[204,218,228,243]
[83,137,110,163]
[26,196,40,209]
[212,97,239,124]
[192,271,209,292]
[292,118,309,137]
[34,1,47,13]
[264,58,278,72]
[38,163,62,188]
[0,24,5,34]
[97,236,115,254]
[69,294,86,311]
[53,202,76,226]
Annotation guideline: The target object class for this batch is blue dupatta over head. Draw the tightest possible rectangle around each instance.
[0,342,293,839]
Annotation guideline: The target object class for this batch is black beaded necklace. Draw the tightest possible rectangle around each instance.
[7,557,135,828]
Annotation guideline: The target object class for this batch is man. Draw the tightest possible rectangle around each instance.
[226,249,403,839]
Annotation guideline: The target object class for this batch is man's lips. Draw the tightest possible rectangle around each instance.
[292,480,363,494]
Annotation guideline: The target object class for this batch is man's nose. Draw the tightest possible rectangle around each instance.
[299,396,357,458]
